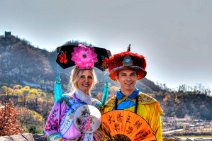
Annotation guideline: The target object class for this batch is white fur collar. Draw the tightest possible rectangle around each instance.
[75,89,92,104]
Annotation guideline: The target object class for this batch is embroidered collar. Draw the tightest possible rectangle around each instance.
[116,88,140,100]
[74,89,92,104]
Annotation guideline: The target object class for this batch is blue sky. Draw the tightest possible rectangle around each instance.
[1,0,212,90]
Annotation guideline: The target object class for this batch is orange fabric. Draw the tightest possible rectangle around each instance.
[101,110,156,141]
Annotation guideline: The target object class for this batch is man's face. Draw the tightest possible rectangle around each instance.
[116,69,137,94]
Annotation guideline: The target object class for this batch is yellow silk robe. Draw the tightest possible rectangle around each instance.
[101,92,163,141]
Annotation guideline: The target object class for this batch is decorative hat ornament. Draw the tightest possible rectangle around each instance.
[54,64,63,103]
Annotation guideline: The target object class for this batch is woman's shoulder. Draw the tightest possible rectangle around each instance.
[104,96,116,106]
[63,93,73,99]
[62,93,75,104]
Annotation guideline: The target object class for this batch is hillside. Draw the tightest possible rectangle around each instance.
[152,91,212,120]
[0,32,55,90]
[0,32,211,121]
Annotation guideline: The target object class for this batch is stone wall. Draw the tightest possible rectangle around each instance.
[0,133,34,141]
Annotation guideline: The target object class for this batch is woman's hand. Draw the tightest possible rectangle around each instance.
[93,130,104,141]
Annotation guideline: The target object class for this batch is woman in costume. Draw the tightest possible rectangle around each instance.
[44,43,110,141]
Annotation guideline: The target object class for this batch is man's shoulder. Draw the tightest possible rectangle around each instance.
[138,92,164,115]
[137,92,158,104]
[104,96,116,107]
[104,93,159,105]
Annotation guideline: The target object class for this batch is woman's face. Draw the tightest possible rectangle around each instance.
[77,70,94,95]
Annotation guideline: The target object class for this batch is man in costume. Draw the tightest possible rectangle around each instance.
[101,46,163,141]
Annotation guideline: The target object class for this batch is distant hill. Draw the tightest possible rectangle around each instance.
[0,32,160,93]
[153,91,212,120]
[0,32,56,90]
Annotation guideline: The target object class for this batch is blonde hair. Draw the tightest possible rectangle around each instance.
[70,67,97,92]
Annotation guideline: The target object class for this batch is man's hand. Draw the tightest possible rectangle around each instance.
[93,130,104,141]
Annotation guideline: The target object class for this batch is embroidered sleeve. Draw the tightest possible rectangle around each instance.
[44,101,67,140]
[148,102,163,141]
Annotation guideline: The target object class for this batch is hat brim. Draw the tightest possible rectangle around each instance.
[109,66,147,81]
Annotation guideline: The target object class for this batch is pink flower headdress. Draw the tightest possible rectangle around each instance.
[56,43,111,70]
[71,44,98,69]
